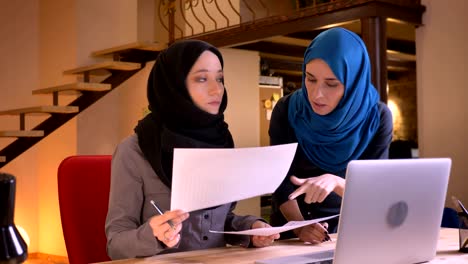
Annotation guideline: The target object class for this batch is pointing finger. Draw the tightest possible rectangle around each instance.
[289,183,309,200]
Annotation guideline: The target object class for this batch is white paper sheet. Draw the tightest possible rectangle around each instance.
[170,143,297,212]
[209,214,339,236]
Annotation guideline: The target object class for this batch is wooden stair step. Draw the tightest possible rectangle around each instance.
[0,156,5,163]
[63,61,141,75]
[0,130,44,137]
[0,106,79,115]
[32,82,111,95]
[91,41,167,57]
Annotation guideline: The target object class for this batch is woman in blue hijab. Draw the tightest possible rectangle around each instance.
[269,27,393,243]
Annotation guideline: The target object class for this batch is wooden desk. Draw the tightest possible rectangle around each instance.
[98,228,468,264]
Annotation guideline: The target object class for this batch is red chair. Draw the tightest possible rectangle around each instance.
[58,155,112,264]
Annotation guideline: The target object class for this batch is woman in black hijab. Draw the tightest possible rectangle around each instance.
[105,40,279,260]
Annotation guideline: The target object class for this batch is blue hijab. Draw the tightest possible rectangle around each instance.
[288,27,380,173]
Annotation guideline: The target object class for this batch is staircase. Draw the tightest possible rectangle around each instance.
[0,41,166,169]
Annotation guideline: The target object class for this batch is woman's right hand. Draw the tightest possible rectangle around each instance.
[289,174,345,203]
[149,209,189,247]
[294,222,330,244]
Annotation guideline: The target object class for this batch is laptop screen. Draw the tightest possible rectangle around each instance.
[256,158,451,264]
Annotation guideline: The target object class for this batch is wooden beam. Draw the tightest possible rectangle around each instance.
[259,53,303,62]
[0,156,5,163]
[0,131,44,138]
[63,61,141,75]
[32,82,111,95]
[263,36,310,47]
[91,41,166,57]
[0,106,79,115]
[361,16,388,103]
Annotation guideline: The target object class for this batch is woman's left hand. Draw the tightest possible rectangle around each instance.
[250,221,280,247]
[288,174,344,203]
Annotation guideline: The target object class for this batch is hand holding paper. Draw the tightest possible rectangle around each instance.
[250,221,280,247]
[209,214,339,236]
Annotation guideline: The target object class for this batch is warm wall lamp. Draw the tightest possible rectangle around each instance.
[0,173,28,264]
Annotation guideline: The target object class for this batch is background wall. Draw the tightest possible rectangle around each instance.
[221,48,261,217]
[75,0,139,155]
[0,0,41,253]
[36,0,77,255]
[417,0,468,205]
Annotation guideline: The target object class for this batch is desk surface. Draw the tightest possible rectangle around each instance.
[99,228,467,264]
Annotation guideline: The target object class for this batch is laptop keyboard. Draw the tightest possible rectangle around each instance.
[255,249,334,264]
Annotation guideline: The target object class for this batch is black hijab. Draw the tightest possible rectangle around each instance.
[135,40,234,188]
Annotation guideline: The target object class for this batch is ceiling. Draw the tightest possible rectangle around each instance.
[230,19,417,88]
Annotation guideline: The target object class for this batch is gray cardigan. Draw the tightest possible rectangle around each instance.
[105,134,261,260]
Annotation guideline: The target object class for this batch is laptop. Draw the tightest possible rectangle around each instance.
[256,158,452,264]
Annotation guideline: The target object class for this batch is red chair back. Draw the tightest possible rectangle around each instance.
[58,155,112,264]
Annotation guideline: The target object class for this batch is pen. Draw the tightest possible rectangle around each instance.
[463,238,468,249]
[457,199,468,228]
[451,196,468,228]
[150,200,175,229]
[457,199,468,217]
[451,196,464,214]
[451,196,468,217]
